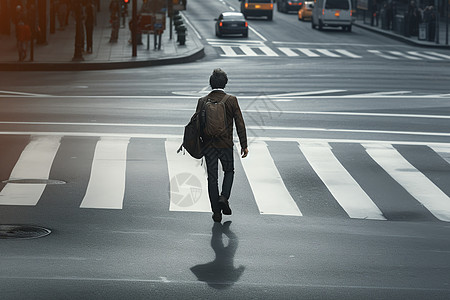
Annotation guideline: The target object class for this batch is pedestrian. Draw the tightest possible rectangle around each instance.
[196,69,249,223]
[84,0,95,53]
[386,1,393,30]
[16,19,31,61]
[423,5,436,41]
[408,1,421,36]
[109,0,120,43]
[57,0,68,30]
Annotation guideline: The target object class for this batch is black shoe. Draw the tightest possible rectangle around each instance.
[212,212,222,222]
[218,196,232,215]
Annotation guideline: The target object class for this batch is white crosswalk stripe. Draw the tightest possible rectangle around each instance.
[210,40,450,61]
[335,49,362,58]
[0,135,61,206]
[278,47,299,57]
[299,142,386,220]
[367,50,399,59]
[425,51,450,59]
[364,144,450,222]
[388,51,423,60]
[296,48,321,57]
[1,135,449,223]
[316,49,341,58]
[80,137,130,209]
[165,139,210,212]
[240,141,302,216]
[407,51,443,60]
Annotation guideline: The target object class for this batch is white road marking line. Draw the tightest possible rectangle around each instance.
[1,122,449,137]
[0,131,448,148]
[207,39,263,44]
[407,51,443,60]
[388,51,422,60]
[0,90,50,97]
[248,26,267,42]
[316,49,341,57]
[364,144,450,222]
[273,41,403,47]
[179,11,202,40]
[297,48,320,57]
[299,142,386,220]
[259,46,279,56]
[240,141,302,216]
[424,51,450,59]
[430,145,450,165]
[2,93,449,99]
[278,47,299,56]
[367,50,399,59]
[80,137,130,209]
[335,49,362,58]
[352,91,411,96]
[0,136,61,206]
[240,46,258,56]
[219,45,239,56]
[269,89,346,97]
[165,139,210,212]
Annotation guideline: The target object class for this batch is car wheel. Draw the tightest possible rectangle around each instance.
[267,12,273,20]
[311,17,316,29]
[348,25,352,32]
[318,20,323,30]
[243,30,248,38]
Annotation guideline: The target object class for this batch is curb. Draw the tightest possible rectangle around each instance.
[0,46,205,71]
[354,22,450,49]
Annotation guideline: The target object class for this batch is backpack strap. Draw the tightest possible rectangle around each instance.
[219,94,231,105]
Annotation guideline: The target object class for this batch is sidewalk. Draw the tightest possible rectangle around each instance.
[0,2,204,71]
[354,17,450,49]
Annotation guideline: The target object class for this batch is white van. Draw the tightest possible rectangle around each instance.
[311,0,352,32]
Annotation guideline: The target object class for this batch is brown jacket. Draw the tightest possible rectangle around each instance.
[196,90,247,149]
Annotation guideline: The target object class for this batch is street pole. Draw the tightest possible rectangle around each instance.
[132,0,137,57]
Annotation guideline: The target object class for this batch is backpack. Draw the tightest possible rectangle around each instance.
[177,110,204,159]
[202,94,230,138]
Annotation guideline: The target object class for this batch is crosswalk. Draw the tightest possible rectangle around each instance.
[1,134,449,222]
[207,40,450,61]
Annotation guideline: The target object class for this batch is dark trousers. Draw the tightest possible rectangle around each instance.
[85,23,93,51]
[204,147,234,213]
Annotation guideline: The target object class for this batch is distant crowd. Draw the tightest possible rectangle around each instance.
[11,0,98,61]
[370,0,437,41]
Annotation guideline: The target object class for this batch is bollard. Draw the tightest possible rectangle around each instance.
[177,25,187,45]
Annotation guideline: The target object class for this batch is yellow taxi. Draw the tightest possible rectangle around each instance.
[298,1,314,21]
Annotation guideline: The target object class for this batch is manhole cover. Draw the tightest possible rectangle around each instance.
[0,225,51,239]
[1,179,66,185]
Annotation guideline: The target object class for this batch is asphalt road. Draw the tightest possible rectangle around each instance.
[1,1,450,299]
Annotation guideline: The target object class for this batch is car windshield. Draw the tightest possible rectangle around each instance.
[325,0,349,9]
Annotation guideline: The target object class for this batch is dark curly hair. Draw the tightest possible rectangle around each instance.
[209,68,228,89]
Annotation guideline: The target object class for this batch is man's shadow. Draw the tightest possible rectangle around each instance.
[190,221,245,289]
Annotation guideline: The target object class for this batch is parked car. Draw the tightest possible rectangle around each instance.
[311,0,352,31]
[215,12,249,37]
[277,0,303,13]
[298,1,313,20]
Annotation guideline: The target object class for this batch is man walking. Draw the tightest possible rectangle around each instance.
[196,69,248,222]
